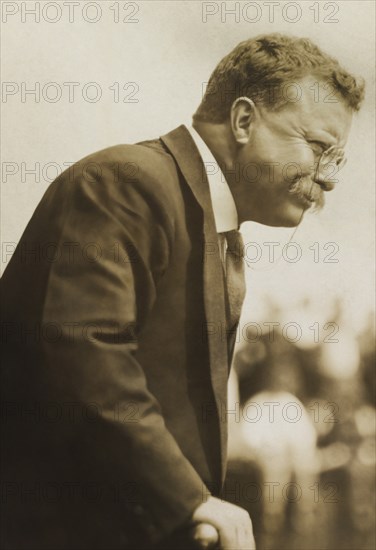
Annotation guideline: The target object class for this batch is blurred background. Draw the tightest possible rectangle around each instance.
[2,1,375,548]
[226,296,375,549]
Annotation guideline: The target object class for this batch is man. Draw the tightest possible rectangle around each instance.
[1,34,364,550]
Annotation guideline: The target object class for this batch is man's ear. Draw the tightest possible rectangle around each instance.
[230,97,257,144]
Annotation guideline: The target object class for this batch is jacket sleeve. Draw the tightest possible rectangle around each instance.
[16,150,207,544]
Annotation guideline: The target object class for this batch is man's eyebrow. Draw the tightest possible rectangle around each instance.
[306,128,338,144]
[325,127,340,141]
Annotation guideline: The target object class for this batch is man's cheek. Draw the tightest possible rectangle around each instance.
[285,153,315,183]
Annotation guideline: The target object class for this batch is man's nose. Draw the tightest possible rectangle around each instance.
[313,173,336,192]
[313,152,347,191]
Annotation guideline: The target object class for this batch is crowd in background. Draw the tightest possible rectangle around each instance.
[225,298,375,550]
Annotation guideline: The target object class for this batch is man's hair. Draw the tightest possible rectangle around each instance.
[193,33,365,123]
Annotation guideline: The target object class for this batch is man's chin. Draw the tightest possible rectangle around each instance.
[250,198,324,227]
[260,204,308,228]
[284,195,325,224]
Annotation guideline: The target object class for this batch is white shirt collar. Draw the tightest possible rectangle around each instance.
[187,125,238,233]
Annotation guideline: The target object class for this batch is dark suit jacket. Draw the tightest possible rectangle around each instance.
[1,125,241,550]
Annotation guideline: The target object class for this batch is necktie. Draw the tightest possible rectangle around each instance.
[219,230,246,331]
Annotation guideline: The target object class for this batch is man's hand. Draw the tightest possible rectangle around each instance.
[191,496,256,550]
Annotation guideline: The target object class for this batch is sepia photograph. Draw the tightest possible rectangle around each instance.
[1,1,375,549]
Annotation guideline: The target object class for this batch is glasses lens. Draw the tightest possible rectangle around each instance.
[319,147,346,171]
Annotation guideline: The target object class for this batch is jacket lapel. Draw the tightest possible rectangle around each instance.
[161,125,229,486]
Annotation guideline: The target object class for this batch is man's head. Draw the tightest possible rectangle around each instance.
[193,34,365,227]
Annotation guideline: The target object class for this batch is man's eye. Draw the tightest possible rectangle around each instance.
[309,141,327,154]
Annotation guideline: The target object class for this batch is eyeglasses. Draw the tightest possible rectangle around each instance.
[315,145,347,181]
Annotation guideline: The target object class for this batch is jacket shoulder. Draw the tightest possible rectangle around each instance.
[65,140,178,181]
[55,141,182,208]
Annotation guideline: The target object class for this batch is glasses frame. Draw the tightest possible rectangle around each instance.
[315,145,347,181]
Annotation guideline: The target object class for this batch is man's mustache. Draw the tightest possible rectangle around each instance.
[288,177,325,211]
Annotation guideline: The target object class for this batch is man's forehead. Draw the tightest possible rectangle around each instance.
[279,77,352,142]
[297,77,350,111]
